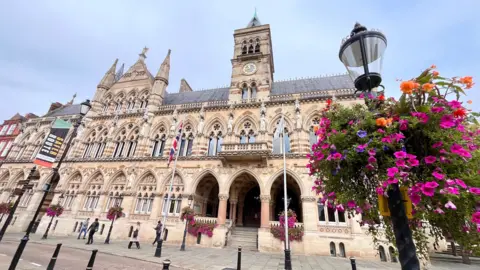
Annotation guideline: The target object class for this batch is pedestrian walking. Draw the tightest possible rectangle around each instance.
[86,218,99,245]
[128,222,141,249]
[152,220,162,245]
[78,218,90,239]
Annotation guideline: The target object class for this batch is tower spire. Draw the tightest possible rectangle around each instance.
[98,59,118,89]
[247,8,261,27]
[155,49,171,85]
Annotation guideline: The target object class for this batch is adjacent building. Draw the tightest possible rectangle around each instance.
[0,113,37,162]
[0,15,428,261]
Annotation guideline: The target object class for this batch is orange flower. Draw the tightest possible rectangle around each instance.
[386,118,393,126]
[432,71,439,77]
[467,100,473,104]
[376,118,387,127]
[400,80,418,94]
[459,76,474,89]
[422,83,435,92]
[430,64,437,69]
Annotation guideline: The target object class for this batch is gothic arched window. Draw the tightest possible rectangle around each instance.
[152,127,167,157]
[251,83,257,99]
[241,41,247,55]
[207,124,223,156]
[162,174,184,216]
[239,122,255,144]
[248,39,254,54]
[254,38,260,53]
[134,175,156,214]
[272,120,290,154]
[179,125,194,157]
[309,117,320,149]
[241,84,248,100]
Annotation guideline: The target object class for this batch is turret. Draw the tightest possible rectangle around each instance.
[148,49,171,110]
[92,59,118,113]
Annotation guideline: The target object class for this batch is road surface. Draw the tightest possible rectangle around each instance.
[0,242,180,269]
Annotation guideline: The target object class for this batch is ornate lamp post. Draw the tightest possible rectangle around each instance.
[41,193,64,239]
[8,100,91,270]
[339,24,420,269]
[339,22,387,95]
[180,195,193,251]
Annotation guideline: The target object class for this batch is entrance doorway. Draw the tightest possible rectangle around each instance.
[241,186,260,227]
[228,172,261,228]
[270,174,302,222]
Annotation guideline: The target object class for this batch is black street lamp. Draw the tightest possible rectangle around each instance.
[41,192,64,239]
[180,195,193,251]
[339,24,420,270]
[8,99,91,270]
[105,196,123,244]
[339,22,387,94]
[0,166,38,242]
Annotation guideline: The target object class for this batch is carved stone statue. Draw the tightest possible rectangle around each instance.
[295,110,302,130]
[172,107,178,121]
[197,118,204,135]
[199,104,205,120]
[227,115,234,133]
[295,98,300,112]
[142,107,149,122]
[127,168,136,189]
[260,101,266,115]
[260,114,266,131]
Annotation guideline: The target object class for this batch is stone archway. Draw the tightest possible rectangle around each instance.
[228,172,261,228]
[194,173,220,218]
[270,174,303,222]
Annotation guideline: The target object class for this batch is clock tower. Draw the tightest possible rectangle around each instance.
[229,13,275,103]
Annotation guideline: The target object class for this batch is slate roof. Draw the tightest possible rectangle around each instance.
[163,74,354,105]
[43,104,82,117]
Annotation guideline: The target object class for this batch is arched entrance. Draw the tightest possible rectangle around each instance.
[270,174,302,222]
[229,172,261,227]
[194,173,219,218]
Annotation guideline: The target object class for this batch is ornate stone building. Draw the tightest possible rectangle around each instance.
[0,15,404,260]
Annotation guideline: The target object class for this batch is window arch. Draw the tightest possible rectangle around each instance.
[251,83,257,99]
[241,41,247,55]
[179,125,194,157]
[207,123,223,156]
[240,82,259,101]
[248,39,254,54]
[105,174,126,210]
[62,174,82,210]
[162,174,184,216]
[134,174,156,214]
[151,126,167,157]
[339,243,346,258]
[241,83,248,100]
[389,246,397,263]
[83,128,107,159]
[272,120,290,154]
[30,133,46,160]
[112,125,139,158]
[330,242,337,257]
[309,117,320,149]
[14,134,30,160]
[254,38,260,53]
[379,246,387,262]
[239,121,255,144]
[83,174,103,211]
[318,200,346,225]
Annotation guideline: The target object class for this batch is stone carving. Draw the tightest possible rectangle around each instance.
[295,111,302,130]
[260,114,266,131]
[301,196,316,202]
[260,101,266,115]
[197,105,205,135]
[260,195,271,202]
[295,98,300,112]
[218,194,229,200]
[127,169,136,188]
[170,109,178,135]
[142,107,149,122]
[227,115,234,133]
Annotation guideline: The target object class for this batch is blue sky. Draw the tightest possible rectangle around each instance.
[0,0,479,119]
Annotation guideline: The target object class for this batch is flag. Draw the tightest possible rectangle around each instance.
[274,116,284,138]
[168,121,183,167]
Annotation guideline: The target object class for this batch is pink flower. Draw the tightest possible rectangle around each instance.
[424,156,437,164]
[411,112,429,123]
[393,133,406,142]
[377,129,385,134]
[432,171,445,180]
[376,187,384,196]
[455,179,467,189]
[410,193,421,205]
[336,204,345,212]
[421,181,439,197]
[332,152,342,160]
[387,167,399,177]
[457,124,466,132]
[472,212,480,223]
[387,178,398,184]
[448,100,462,109]
[321,143,330,149]
[396,159,406,168]
[431,107,445,113]
[348,120,354,125]
[399,119,408,131]
[469,187,480,195]
[394,151,407,159]
[328,192,336,198]
[440,115,456,129]
[368,148,376,156]
[368,156,377,163]
[316,153,325,161]
[356,144,367,153]
[407,158,419,167]
[365,164,375,171]
[444,187,460,195]
[450,144,472,158]
[445,179,455,186]
[432,141,443,148]
[445,201,457,210]
[347,201,356,209]
[381,136,392,143]
[434,207,445,214]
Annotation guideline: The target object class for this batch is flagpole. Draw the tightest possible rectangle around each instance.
[281,105,292,270]
[161,117,184,239]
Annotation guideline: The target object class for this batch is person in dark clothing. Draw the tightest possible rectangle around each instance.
[86,218,99,245]
[152,220,162,245]
[128,222,141,249]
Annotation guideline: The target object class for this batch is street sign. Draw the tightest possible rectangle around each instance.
[378,187,413,219]
[33,119,72,168]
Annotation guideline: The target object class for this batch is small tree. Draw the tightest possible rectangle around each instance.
[308,66,480,264]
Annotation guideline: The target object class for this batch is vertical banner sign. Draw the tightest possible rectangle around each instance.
[33,119,72,168]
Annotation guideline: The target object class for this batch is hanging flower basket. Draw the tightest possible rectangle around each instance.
[46,204,64,217]
[270,209,304,241]
[180,206,195,222]
[0,202,12,215]
[107,206,124,221]
[308,66,480,258]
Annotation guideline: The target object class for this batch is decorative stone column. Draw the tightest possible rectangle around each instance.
[149,192,162,221]
[269,201,275,221]
[216,194,229,225]
[260,195,271,228]
[237,202,244,226]
[231,200,238,225]
[301,196,318,231]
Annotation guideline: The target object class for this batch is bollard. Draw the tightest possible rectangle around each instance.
[46,243,62,270]
[237,246,242,270]
[155,239,163,257]
[86,249,98,270]
[162,259,171,270]
[350,256,357,270]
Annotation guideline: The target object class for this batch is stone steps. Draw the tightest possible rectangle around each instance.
[229,227,258,250]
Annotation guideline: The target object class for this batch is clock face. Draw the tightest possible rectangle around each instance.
[243,63,257,75]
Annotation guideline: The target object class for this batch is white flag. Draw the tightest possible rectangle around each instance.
[274,116,284,138]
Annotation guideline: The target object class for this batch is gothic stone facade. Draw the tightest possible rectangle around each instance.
[0,17,420,260]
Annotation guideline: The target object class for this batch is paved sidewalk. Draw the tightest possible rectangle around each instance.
[1,233,478,270]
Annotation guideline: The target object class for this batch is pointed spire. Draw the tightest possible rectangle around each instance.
[98,59,118,89]
[247,8,262,28]
[67,93,77,105]
[155,49,171,85]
